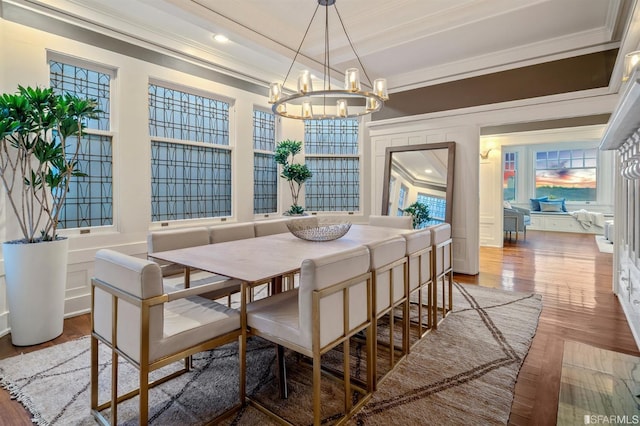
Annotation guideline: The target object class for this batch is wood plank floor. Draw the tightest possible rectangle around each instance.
[455,230,639,425]
[0,230,637,425]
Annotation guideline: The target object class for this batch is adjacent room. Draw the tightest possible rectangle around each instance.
[0,0,639,424]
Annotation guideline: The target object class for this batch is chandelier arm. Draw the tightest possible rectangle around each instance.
[282,3,321,88]
[334,5,373,88]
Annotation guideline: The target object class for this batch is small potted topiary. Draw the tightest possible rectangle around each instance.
[275,139,312,215]
[403,201,431,229]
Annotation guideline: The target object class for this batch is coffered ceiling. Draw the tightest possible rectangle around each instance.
[5,0,634,94]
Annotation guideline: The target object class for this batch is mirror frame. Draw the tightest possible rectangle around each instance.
[381,141,456,225]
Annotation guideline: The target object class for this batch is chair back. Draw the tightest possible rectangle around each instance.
[367,236,407,314]
[254,218,290,237]
[298,246,370,350]
[93,249,164,362]
[209,223,255,244]
[430,223,452,276]
[147,227,210,276]
[368,214,413,229]
[403,228,432,292]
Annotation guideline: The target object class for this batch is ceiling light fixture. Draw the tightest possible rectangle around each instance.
[214,34,229,43]
[268,0,388,120]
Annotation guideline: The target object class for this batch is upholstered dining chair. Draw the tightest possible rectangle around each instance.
[253,218,290,237]
[430,223,453,325]
[147,227,242,303]
[365,235,408,388]
[90,249,244,425]
[402,228,433,345]
[368,214,413,229]
[244,246,373,426]
[209,222,255,244]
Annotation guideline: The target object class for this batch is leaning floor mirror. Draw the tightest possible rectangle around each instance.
[381,142,456,228]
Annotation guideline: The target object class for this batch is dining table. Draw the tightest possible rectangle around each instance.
[149,224,410,285]
[149,223,412,398]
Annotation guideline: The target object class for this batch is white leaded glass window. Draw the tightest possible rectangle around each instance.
[253,109,277,214]
[149,83,231,221]
[304,119,360,212]
[49,59,114,229]
[397,184,408,216]
[416,193,446,226]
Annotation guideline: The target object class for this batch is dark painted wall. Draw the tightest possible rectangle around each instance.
[373,49,618,121]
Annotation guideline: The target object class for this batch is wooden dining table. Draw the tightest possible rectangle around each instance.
[149,223,411,398]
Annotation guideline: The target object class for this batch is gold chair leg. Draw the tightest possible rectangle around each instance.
[239,335,246,402]
[448,272,453,313]
[432,278,438,329]
[343,339,352,413]
[90,337,99,413]
[313,356,321,426]
[404,300,410,354]
[371,318,378,390]
[427,283,433,329]
[417,289,423,338]
[139,368,149,425]
[111,349,118,425]
[389,311,395,370]
[367,323,374,393]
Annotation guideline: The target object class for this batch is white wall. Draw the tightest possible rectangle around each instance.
[369,91,618,275]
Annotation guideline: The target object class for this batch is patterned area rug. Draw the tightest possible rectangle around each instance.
[0,283,542,425]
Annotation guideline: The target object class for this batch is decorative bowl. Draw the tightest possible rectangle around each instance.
[286,221,352,242]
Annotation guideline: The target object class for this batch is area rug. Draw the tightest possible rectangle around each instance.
[0,283,542,425]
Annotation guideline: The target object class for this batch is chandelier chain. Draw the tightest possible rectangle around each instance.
[334,5,373,88]
[282,3,320,89]
[324,3,330,91]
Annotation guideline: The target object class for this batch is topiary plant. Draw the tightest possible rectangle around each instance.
[403,201,431,229]
[274,139,312,215]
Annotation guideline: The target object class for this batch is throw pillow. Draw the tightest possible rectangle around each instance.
[549,197,568,212]
[529,196,548,211]
[539,200,563,212]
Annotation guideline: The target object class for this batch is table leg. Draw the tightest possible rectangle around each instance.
[277,344,288,399]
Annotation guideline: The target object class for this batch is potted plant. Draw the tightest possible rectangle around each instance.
[403,201,431,229]
[0,85,99,345]
[275,139,312,215]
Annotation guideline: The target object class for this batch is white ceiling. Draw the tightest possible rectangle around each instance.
[25,0,629,93]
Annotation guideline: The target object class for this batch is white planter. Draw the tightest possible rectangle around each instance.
[3,238,68,346]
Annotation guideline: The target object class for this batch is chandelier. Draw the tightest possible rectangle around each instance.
[268,0,388,120]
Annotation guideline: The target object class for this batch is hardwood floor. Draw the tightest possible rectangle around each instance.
[0,230,637,425]
[455,230,639,425]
